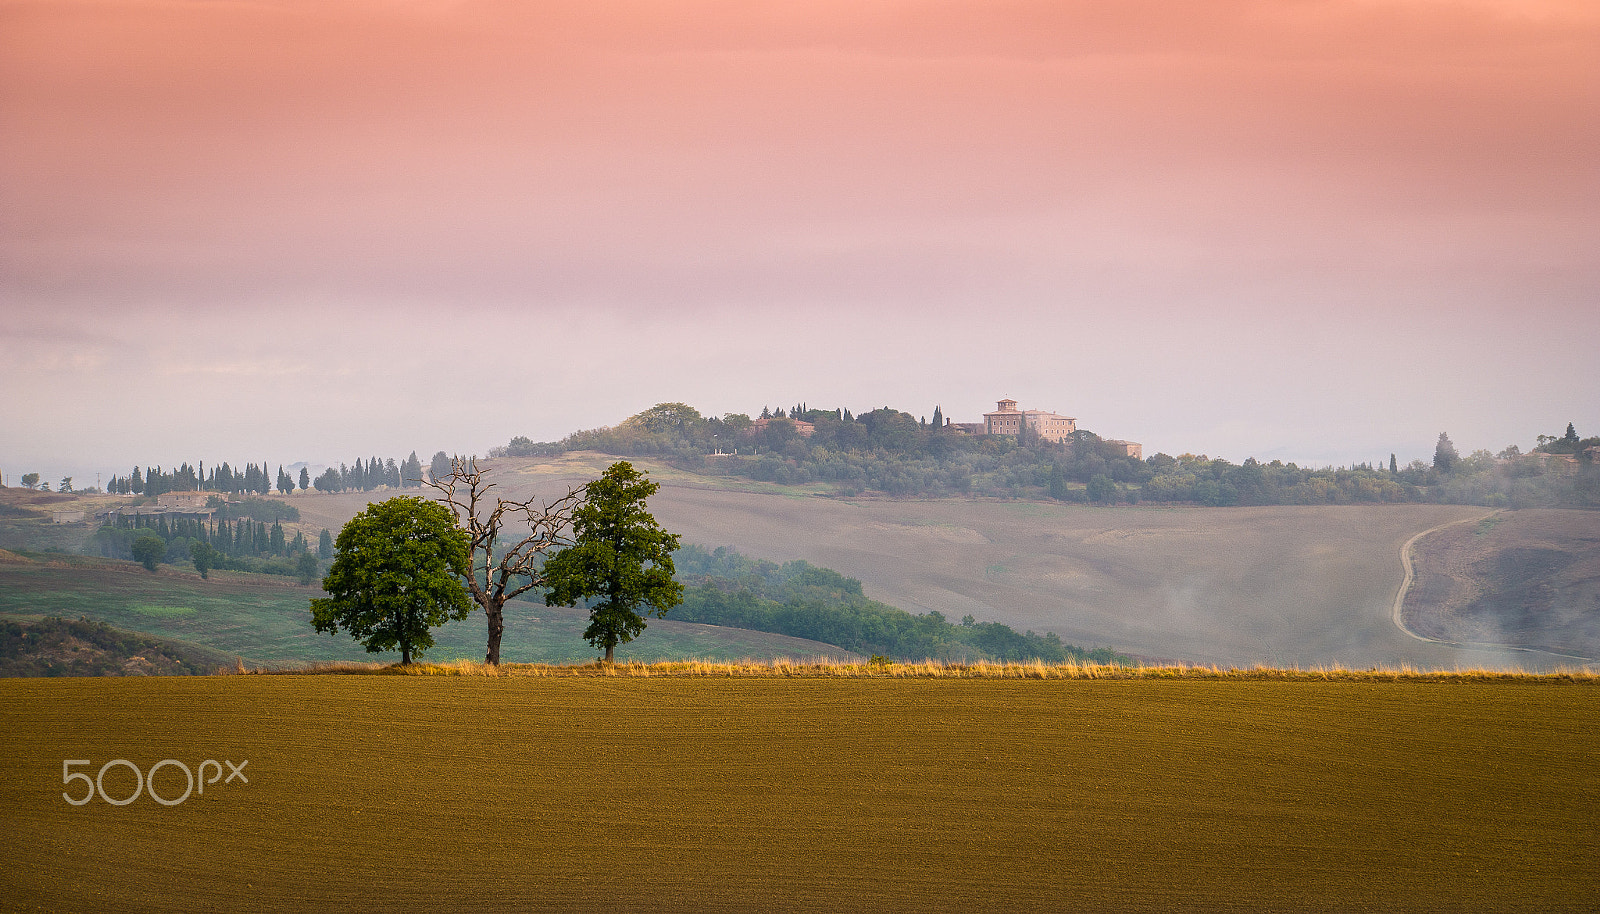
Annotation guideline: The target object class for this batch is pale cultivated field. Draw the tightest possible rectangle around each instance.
[280,454,1591,671]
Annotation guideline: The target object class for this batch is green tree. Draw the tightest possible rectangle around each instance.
[1433,432,1459,473]
[21,472,39,490]
[1087,474,1117,503]
[318,528,334,559]
[131,534,166,572]
[544,461,684,662]
[310,497,471,665]
[428,451,451,483]
[1048,463,1071,500]
[59,476,73,493]
[295,551,319,586]
[1389,453,1398,474]
[190,540,218,579]
[628,402,703,436]
[400,451,424,487]
[298,466,310,490]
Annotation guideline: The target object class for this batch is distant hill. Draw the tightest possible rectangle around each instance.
[493,401,1600,507]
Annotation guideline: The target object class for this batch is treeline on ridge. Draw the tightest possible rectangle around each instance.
[495,402,1600,508]
[104,452,448,498]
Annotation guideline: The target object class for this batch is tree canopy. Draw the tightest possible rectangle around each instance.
[1434,432,1459,473]
[544,461,683,662]
[310,497,471,664]
[131,534,165,572]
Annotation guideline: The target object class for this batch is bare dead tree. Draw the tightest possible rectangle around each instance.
[421,456,583,665]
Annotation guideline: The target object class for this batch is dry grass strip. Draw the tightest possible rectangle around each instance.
[254,656,1600,682]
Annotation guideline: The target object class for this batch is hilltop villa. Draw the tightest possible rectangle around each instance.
[956,398,1141,457]
[982,398,1076,443]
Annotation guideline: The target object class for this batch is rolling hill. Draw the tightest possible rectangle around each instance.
[399,453,1579,670]
[9,455,1597,670]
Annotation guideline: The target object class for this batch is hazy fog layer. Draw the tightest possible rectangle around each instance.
[3,1,1597,484]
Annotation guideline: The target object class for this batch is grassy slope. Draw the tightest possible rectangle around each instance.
[3,676,1595,913]
[0,556,854,666]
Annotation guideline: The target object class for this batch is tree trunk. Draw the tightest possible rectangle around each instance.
[604,643,614,664]
[401,640,411,665]
[485,600,506,666]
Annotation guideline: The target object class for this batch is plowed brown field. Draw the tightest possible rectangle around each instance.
[3,676,1596,912]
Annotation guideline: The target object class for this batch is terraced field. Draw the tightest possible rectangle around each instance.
[3,676,1595,912]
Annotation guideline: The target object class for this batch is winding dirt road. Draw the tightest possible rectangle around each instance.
[1390,510,1595,664]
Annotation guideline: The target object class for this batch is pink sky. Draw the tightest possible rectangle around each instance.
[3,0,1597,482]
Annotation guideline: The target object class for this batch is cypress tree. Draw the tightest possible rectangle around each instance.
[400,452,423,488]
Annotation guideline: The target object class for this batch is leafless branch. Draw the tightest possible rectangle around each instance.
[421,455,585,663]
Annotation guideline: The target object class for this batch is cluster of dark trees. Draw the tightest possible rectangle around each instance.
[311,452,434,493]
[1533,423,1599,457]
[108,462,279,497]
[669,545,1126,664]
[1069,426,1598,508]
[91,507,331,581]
[1136,456,1413,506]
[500,403,1599,509]
[104,452,447,498]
